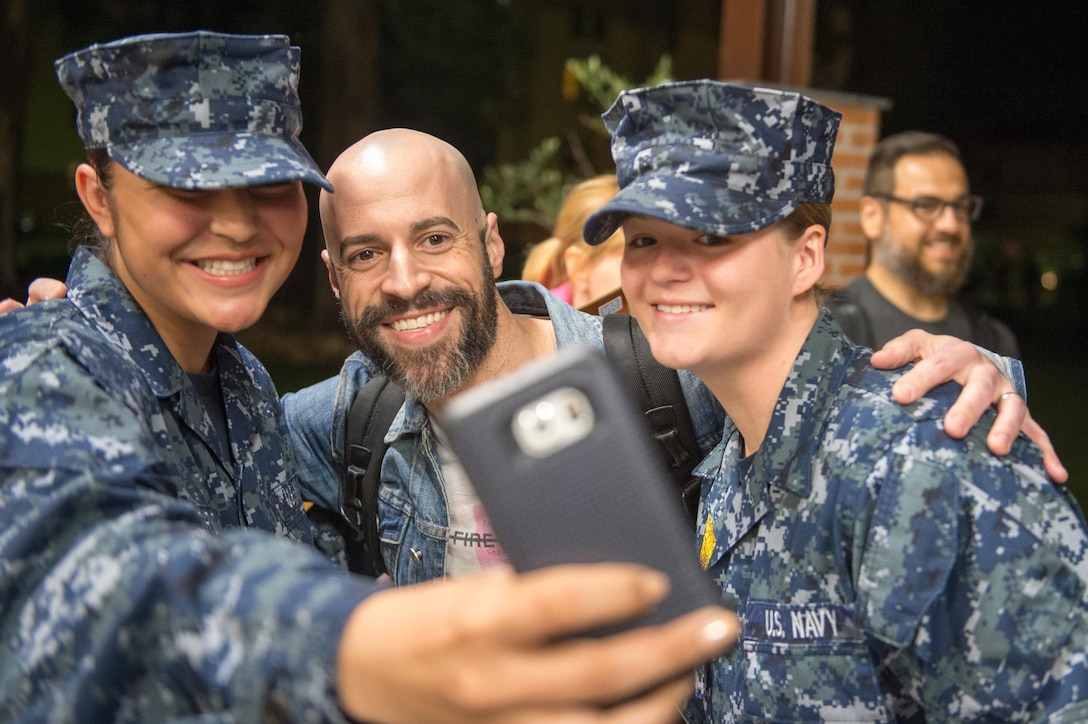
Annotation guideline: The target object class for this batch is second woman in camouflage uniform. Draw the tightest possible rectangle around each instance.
[585,79,1088,722]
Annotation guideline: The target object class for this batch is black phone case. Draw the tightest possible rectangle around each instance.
[443,346,720,633]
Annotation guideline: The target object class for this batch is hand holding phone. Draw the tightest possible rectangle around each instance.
[442,346,720,634]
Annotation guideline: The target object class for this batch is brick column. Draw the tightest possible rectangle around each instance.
[807,90,891,288]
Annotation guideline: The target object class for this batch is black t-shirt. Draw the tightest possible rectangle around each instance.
[825,276,1020,358]
[188,365,232,465]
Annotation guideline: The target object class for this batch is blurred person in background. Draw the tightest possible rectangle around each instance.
[827,131,1020,357]
[522,174,625,311]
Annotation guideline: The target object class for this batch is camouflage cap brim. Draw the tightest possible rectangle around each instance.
[109,133,333,192]
[584,173,799,245]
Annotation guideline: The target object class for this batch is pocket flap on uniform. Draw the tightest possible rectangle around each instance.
[857,456,958,648]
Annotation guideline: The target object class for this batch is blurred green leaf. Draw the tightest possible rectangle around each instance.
[478,54,674,232]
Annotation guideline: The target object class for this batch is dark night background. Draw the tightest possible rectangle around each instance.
[823,1,1088,500]
[2,0,1086,498]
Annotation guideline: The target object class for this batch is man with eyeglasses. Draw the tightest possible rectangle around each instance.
[828,131,1020,357]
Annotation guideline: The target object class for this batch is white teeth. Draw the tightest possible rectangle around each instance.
[196,258,258,275]
[391,310,449,331]
[656,303,708,314]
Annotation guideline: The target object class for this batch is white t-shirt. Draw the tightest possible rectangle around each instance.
[431,424,509,576]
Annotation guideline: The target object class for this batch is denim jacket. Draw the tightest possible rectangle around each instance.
[284,282,1026,586]
[284,281,726,584]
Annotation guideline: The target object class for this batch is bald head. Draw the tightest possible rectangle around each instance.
[320,129,484,250]
[316,129,511,406]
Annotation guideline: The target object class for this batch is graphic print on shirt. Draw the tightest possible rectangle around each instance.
[434,425,509,576]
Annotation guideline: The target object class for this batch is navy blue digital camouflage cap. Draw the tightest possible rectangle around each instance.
[55,31,333,192]
[584,80,840,244]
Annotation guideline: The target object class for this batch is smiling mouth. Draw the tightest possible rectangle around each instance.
[655,303,710,314]
[389,309,451,332]
[194,258,261,276]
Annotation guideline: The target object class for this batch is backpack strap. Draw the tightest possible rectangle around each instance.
[824,288,876,350]
[337,314,703,574]
[602,313,702,522]
[340,374,405,576]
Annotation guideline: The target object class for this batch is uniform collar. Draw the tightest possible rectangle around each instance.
[750,309,857,498]
[64,247,252,444]
[66,247,192,399]
[697,309,859,499]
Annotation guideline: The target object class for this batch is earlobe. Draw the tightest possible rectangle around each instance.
[321,249,341,300]
[859,196,885,240]
[485,212,506,277]
[562,244,585,278]
[74,164,115,238]
[793,225,826,295]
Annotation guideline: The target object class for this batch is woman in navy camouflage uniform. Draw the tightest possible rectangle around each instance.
[0,32,370,719]
[584,80,1088,721]
[0,33,741,722]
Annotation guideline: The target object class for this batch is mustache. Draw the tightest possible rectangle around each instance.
[359,287,476,329]
[925,232,965,245]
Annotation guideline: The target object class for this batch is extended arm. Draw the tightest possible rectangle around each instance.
[870,330,1066,482]
[337,566,739,723]
[2,337,739,722]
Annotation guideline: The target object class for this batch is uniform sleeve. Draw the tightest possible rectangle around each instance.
[974,345,1027,399]
[858,427,1088,719]
[0,350,381,721]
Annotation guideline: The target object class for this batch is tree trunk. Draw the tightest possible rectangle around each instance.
[0,0,31,299]
[306,0,385,332]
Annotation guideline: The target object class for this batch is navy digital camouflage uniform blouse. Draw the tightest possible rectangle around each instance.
[690,310,1088,722]
[0,247,377,721]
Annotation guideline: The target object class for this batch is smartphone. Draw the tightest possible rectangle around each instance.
[442,346,720,634]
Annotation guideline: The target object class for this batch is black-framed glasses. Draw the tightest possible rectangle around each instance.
[871,193,984,222]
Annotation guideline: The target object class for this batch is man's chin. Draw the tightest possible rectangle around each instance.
[373,338,453,382]
[914,270,965,296]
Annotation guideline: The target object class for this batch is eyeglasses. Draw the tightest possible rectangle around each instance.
[870,193,984,223]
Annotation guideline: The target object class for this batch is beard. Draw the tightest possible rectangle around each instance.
[340,262,499,404]
[872,228,972,296]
